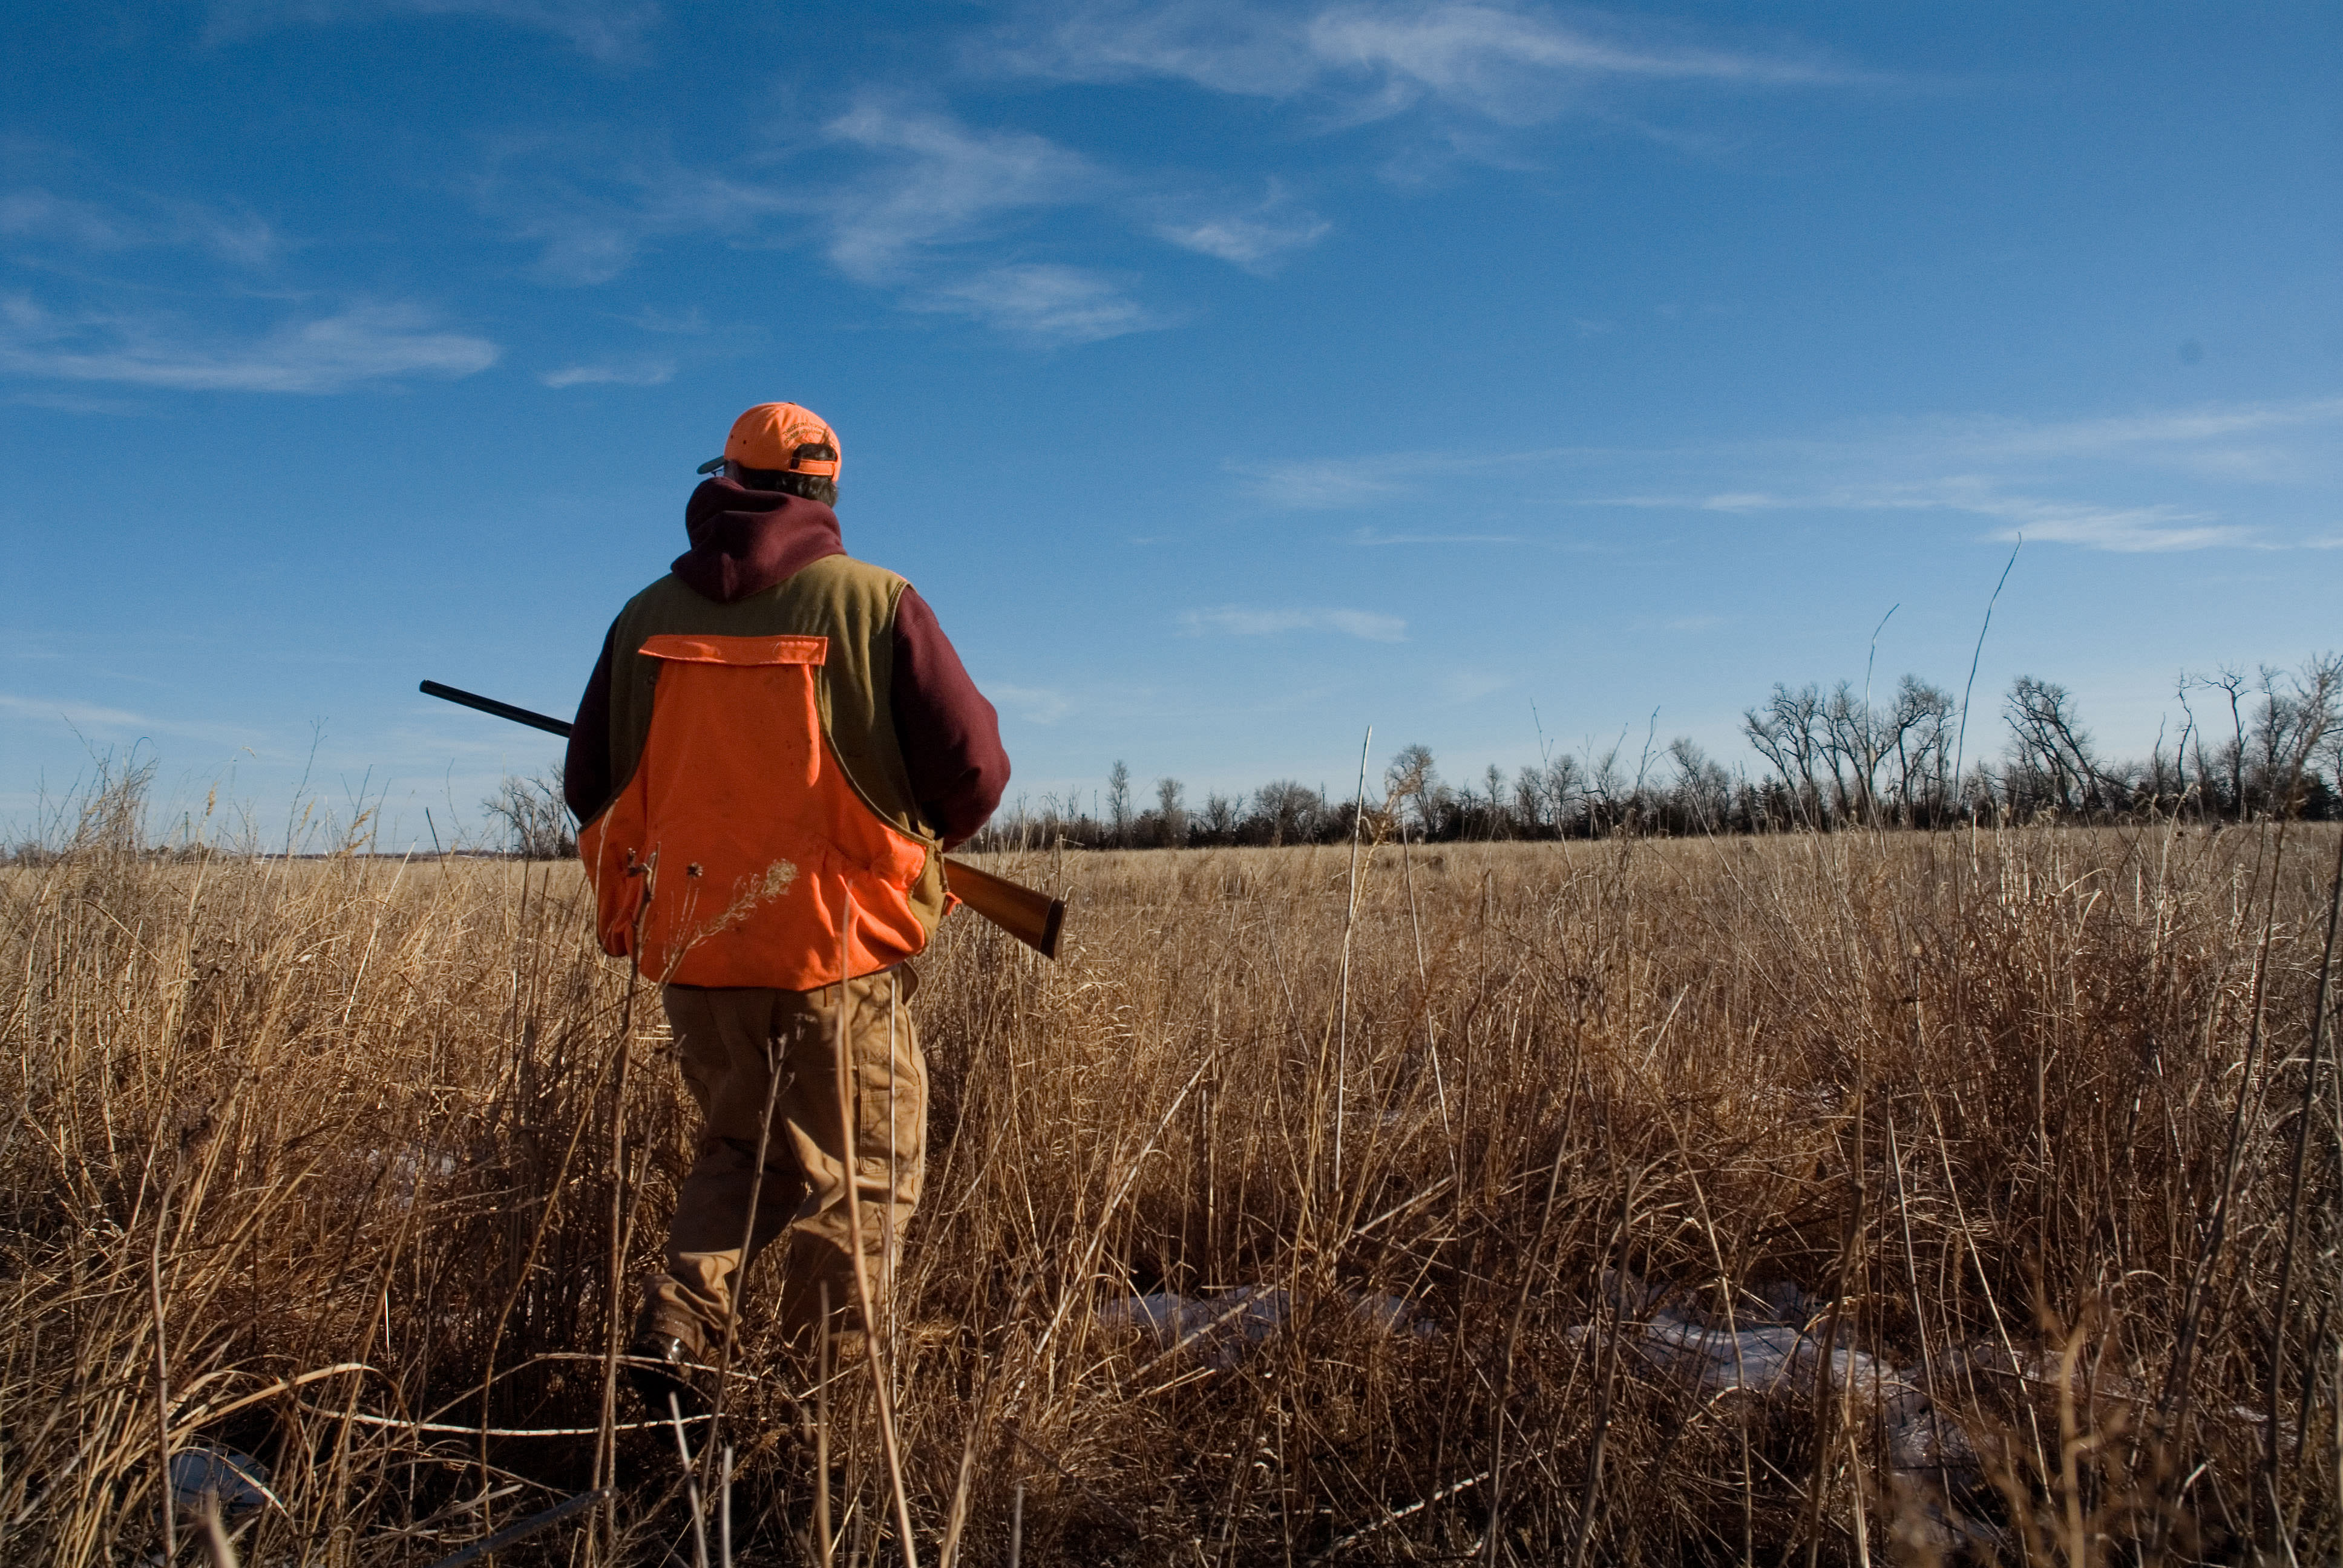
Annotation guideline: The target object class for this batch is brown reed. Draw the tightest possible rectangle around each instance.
[2,814,2337,1563]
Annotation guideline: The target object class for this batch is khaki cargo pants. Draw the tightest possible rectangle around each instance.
[637,966,925,1354]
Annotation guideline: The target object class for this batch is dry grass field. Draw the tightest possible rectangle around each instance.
[3,819,2338,1564]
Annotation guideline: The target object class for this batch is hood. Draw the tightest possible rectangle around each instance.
[671,479,845,603]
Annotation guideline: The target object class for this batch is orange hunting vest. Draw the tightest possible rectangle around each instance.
[576,633,934,988]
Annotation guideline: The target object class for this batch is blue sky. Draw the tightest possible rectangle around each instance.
[3,0,2338,844]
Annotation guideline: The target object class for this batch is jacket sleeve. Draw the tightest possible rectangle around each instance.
[890,586,1010,847]
[563,621,619,825]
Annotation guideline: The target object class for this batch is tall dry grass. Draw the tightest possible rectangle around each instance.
[2,815,2338,1564]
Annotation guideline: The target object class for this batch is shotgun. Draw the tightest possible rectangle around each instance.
[420,679,1065,959]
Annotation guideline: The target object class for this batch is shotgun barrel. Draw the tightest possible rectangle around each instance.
[419,679,1065,959]
[419,680,572,737]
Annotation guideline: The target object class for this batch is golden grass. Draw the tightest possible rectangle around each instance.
[2,823,2338,1564]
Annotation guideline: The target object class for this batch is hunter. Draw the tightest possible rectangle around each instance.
[563,401,1008,1411]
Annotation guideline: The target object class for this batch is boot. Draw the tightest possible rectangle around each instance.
[624,1330,707,1423]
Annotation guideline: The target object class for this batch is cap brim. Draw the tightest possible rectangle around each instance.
[695,456,726,475]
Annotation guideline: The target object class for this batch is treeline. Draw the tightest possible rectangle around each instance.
[965,656,2343,852]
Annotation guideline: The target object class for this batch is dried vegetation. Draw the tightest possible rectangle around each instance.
[3,811,2339,1564]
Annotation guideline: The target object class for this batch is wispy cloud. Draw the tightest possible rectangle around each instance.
[1236,457,1410,509]
[539,356,673,387]
[1443,668,1508,700]
[989,683,1072,723]
[916,263,1167,344]
[819,99,1103,284]
[1352,526,1521,544]
[1182,604,1407,641]
[1948,399,2343,458]
[0,186,279,266]
[1591,482,2252,552]
[473,104,1167,341]
[1251,395,2341,552]
[8,389,152,416]
[476,136,787,285]
[0,692,251,743]
[1801,478,2249,552]
[993,1,1864,129]
[1921,398,2343,484]
[1237,443,1582,509]
[203,0,659,62]
[1152,181,1328,272]
[612,304,707,334]
[0,296,499,393]
[1968,500,2241,552]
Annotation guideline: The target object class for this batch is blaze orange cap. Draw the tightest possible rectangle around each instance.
[696,402,842,481]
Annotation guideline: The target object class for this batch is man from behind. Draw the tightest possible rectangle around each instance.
[563,401,1008,1411]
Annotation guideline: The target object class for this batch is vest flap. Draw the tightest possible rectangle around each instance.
[640,633,828,667]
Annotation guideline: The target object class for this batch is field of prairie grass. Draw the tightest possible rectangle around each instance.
[3,820,2338,1565]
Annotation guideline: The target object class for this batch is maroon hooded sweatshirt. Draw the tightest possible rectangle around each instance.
[564,479,1010,847]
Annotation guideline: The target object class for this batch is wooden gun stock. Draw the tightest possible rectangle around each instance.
[942,855,1066,959]
[421,679,1066,960]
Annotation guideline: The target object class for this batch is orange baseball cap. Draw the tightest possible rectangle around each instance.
[696,402,842,480]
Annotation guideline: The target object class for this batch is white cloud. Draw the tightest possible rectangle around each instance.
[1928,398,2343,485]
[8,389,151,415]
[1309,3,1850,111]
[1182,605,1407,641]
[1237,457,1409,509]
[0,296,499,393]
[203,0,658,62]
[469,108,1162,343]
[1236,443,1579,509]
[1795,475,2251,552]
[1959,498,2246,553]
[615,304,707,334]
[1950,399,2343,459]
[1621,479,2252,552]
[993,1,1860,127]
[1278,394,2343,552]
[1352,526,1521,544]
[0,186,278,266]
[476,138,787,286]
[918,264,1167,344]
[819,100,1103,284]
[1153,181,1329,272]
[1155,207,1328,269]
[0,693,250,743]
[539,357,673,387]
[1443,668,1508,700]
[989,684,1072,724]
[990,1,1314,95]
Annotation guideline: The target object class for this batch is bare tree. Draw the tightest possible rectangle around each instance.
[1107,760,1132,848]
[1511,766,1546,837]
[2192,666,2252,818]
[1153,776,1188,848]
[2004,676,2119,816]
[1883,676,1956,824]
[1743,684,1827,828]
[1199,792,1238,843]
[1583,731,1629,837]
[1666,737,1734,832]
[2243,656,2342,816]
[1533,753,1584,835]
[1383,745,1440,840]
[483,771,574,859]
[1252,781,1322,846]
